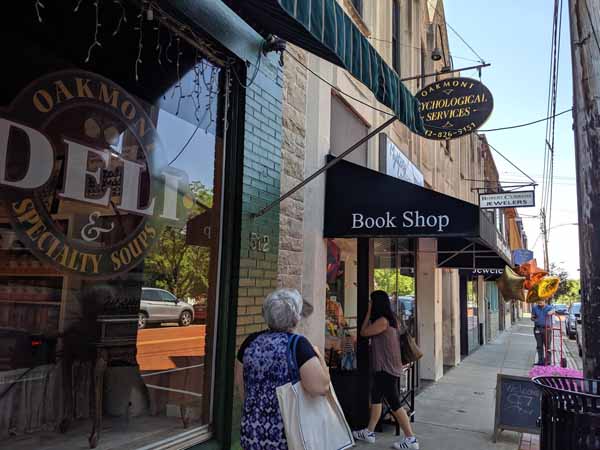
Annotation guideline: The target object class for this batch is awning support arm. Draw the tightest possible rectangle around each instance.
[251,116,398,218]
[437,243,475,267]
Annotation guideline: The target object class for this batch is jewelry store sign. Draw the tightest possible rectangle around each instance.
[0,70,192,278]
[480,191,535,209]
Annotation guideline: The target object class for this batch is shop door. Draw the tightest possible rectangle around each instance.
[467,280,480,353]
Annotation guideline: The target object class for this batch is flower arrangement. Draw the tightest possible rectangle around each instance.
[528,365,583,379]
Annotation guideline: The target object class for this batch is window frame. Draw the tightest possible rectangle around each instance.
[392,0,401,75]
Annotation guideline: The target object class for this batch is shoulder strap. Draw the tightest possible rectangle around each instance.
[286,334,300,382]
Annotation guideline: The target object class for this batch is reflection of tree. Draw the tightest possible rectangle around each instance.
[373,269,414,296]
[144,182,212,300]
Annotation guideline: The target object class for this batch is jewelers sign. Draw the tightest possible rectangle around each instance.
[480,191,535,209]
[415,77,494,140]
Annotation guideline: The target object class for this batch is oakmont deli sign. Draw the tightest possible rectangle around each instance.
[416,77,494,140]
[0,71,193,278]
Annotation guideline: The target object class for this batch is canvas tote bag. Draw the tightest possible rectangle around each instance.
[276,334,354,450]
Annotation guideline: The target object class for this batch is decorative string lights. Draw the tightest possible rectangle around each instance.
[33,0,228,134]
[85,0,102,63]
[34,0,45,22]
[112,0,127,36]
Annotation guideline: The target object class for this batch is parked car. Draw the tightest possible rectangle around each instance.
[193,302,207,324]
[553,304,568,315]
[138,288,194,329]
[566,302,581,340]
[576,309,583,357]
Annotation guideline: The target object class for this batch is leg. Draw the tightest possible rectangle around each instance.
[89,350,108,449]
[367,403,383,432]
[390,407,414,438]
[534,327,545,364]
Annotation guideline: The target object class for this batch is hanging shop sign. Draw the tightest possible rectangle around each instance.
[480,191,535,209]
[512,249,534,266]
[415,77,494,140]
[0,70,193,278]
[379,134,424,186]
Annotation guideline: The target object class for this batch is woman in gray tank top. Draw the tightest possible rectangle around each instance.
[352,291,419,450]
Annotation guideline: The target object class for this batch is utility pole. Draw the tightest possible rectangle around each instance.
[540,209,550,271]
[568,0,600,379]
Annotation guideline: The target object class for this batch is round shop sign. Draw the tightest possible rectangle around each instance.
[415,77,494,140]
[0,70,193,278]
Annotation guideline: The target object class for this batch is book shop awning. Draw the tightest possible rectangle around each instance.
[324,159,512,269]
[224,0,425,134]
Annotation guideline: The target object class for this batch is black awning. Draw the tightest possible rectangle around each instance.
[324,159,511,268]
[223,0,424,134]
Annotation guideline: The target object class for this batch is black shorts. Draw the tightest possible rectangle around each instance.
[371,371,401,410]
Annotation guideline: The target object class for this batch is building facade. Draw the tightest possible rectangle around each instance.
[0,1,530,449]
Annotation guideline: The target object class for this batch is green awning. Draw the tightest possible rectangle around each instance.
[224,0,425,134]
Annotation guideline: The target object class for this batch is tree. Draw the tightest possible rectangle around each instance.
[549,263,571,300]
[144,182,213,300]
[373,269,415,296]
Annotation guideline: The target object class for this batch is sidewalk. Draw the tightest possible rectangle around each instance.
[354,320,538,450]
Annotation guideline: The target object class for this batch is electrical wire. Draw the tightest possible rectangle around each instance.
[426,0,486,64]
[284,49,396,117]
[366,36,483,63]
[478,108,572,132]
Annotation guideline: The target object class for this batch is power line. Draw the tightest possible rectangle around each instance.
[366,36,483,63]
[478,108,572,132]
[426,0,486,64]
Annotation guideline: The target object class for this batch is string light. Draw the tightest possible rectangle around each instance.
[85,0,102,63]
[74,0,84,12]
[134,3,144,81]
[154,21,162,65]
[112,0,127,36]
[165,28,174,63]
[174,35,184,115]
[34,0,45,23]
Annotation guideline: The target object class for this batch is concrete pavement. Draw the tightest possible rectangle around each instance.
[354,320,538,450]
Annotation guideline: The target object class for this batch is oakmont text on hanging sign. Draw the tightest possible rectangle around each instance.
[351,211,450,232]
[480,191,535,209]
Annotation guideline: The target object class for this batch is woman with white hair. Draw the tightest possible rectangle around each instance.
[235,288,331,450]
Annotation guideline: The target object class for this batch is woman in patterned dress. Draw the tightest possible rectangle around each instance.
[235,289,331,450]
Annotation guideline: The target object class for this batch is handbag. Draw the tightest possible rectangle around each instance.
[399,331,423,364]
[276,334,354,450]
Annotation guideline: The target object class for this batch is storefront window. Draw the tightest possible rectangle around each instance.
[467,280,480,353]
[373,239,417,338]
[0,9,225,448]
[325,239,358,370]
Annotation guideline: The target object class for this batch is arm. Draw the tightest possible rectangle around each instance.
[234,360,244,402]
[361,317,389,337]
[299,346,331,396]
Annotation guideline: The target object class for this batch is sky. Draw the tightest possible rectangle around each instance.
[444,1,579,278]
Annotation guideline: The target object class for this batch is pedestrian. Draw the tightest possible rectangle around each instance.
[235,288,331,450]
[353,290,419,450]
[531,299,555,365]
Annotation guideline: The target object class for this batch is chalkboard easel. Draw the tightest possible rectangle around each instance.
[493,374,541,442]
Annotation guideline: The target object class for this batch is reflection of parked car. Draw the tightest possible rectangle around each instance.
[566,302,581,340]
[554,304,568,315]
[576,309,583,357]
[398,296,414,320]
[138,288,194,329]
[193,302,207,324]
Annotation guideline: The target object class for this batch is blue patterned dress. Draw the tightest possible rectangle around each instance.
[240,332,293,450]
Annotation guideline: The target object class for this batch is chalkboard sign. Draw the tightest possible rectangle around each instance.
[493,374,541,441]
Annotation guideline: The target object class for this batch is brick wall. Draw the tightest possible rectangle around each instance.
[278,45,307,292]
[235,57,284,348]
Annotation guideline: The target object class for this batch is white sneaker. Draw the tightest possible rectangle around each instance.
[352,428,376,443]
[392,437,419,449]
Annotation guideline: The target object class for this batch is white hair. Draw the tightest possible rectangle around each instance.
[263,288,303,331]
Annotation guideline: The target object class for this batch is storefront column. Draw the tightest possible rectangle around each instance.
[477,276,487,345]
[416,238,443,381]
[442,269,461,367]
[299,54,333,349]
